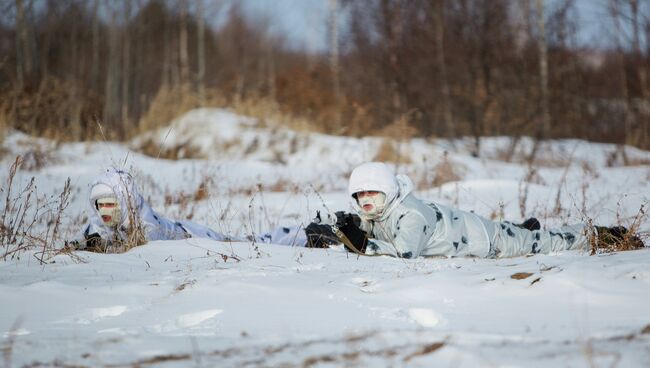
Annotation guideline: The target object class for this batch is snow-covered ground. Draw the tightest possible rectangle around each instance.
[1,108,649,367]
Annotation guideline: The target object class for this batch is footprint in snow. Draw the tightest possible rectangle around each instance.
[350,277,379,293]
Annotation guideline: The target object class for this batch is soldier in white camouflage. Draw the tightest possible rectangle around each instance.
[329,162,643,258]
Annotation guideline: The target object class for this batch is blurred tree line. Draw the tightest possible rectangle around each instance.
[0,0,648,150]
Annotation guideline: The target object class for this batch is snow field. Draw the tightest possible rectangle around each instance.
[1,108,649,367]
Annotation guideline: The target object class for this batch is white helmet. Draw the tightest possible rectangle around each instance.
[348,162,399,218]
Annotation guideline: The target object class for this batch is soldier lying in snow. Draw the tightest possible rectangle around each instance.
[69,169,306,252]
[306,162,645,258]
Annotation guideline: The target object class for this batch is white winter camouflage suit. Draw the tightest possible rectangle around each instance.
[349,163,591,259]
[77,169,306,250]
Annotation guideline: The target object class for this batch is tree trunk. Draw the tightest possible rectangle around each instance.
[162,7,171,89]
[40,0,54,79]
[630,0,649,149]
[536,0,550,139]
[103,8,121,137]
[15,0,27,89]
[609,0,632,162]
[529,0,550,164]
[121,1,131,135]
[91,0,100,90]
[197,0,206,105]
[267,42,276,107]
[179,0,191,92]
[329,0,341,130]
[611,1,632,139]
[389,7,404,123]
[434,0,454,140]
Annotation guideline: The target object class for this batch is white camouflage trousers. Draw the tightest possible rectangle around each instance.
[488,222,591,258]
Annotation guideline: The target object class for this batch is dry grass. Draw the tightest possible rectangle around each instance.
[137,137,204,160]
[133,87,321,161]
[20,146,55,171]
[138,86,224,134]
[373,139,412,164]
[373,112,419,166]
[231,94,318,133]
[137,87,319,142]
[161,173,218,223]
[510,272,534,280]
[403,342,445,362]
[605,146,650,167]
[431,151,462,187]
[193,177,211,202]
[587,204,648,255]
[1,156,72,263]
[2,76,102,141]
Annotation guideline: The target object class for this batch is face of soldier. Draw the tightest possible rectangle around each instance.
[356,191,387,217]
[96,197,121,227]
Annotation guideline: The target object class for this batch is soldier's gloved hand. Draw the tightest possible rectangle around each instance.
[63,240,80,251]
[334,211,367,253]
[313,210,337,226]
[84,232,103,252]
[334,211,361,228]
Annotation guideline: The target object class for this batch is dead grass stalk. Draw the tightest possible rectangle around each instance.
[1,156,73,263]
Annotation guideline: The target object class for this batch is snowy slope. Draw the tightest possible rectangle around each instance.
[1,108,649,367]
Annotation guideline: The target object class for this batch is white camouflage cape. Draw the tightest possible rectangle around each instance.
[77,169,306,249]
[357,175,590,258]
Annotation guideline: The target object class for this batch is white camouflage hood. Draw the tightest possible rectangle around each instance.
[348,162,413,221]
[88,169,145,228]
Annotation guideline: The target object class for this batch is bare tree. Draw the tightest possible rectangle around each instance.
[329,0,342,130]
[103,4,121,136]
[629,0,649,148]
[385,0,405,123]
[196,0,206,104]
[122,1,132,132]
[537,0,550,140]
[90,0,101,90]
[179,0,190,91]
[609,0,633,158]
[433,0,455,140]
[14,0,30,89]
[528,0,550,163]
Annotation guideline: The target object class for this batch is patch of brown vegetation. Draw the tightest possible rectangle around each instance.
[3,76,104,141]
[138,86,224,134]
[511,272,534,280]
[265,180,300,193]
[193,177,212,202]
[605,147,650,167]
[136,137,204,160]
[641,324,650,334]
[136,353,192,365]
[2,156,73,262]
[20,148,55,171]
[403,342,445,362]
[432,151,462,187]
[373,139,412,164]
[174,279,196,292]
[588,205,648,255]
